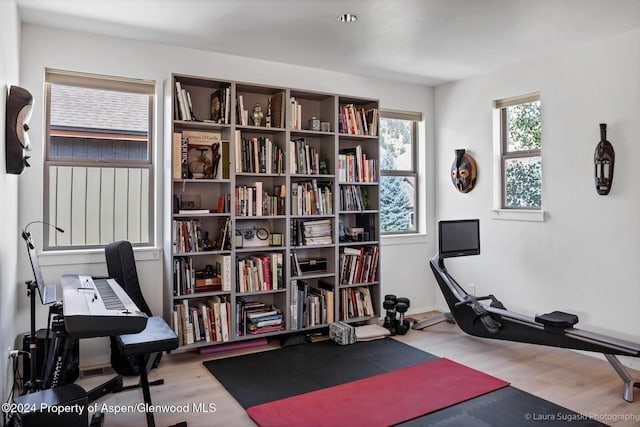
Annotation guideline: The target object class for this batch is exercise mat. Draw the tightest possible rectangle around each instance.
[204,338,608,426]
[246,358,509,427]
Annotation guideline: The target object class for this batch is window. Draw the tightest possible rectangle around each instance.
[496,93,541,209]
[379,110,421,234]
[44,70,155,250]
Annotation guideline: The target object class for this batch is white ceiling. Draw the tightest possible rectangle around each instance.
[16,0,640,86]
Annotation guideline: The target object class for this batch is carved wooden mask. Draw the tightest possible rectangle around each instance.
[5,85,33,174]
[451,149,477,193]
[594,123,614,195]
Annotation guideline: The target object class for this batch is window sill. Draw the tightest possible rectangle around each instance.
[381,233,430,246]
[38,246,162,266]
[490,209,546,222]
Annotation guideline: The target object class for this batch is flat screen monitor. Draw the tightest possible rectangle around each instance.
[438,219,480,258]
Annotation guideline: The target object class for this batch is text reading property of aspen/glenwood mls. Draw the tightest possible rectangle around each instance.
[91,402,217,415]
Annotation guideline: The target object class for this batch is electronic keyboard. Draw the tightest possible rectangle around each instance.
[61,274,147,338]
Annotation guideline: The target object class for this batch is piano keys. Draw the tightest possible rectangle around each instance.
[61,274,147,338]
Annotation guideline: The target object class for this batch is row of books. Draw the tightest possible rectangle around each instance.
[290,280,334,330]
[340,286,375,320]
[339,245,379,284]
[235,182,286,217]
[174,82,232,125]
[234,133,285,174]
[339,104,378,136]
[174,81,198,121]
[291,218,333,246]
[237,253,284,293]
[236,95,250,126]
[173,297,231,346]
[339,185,370,211]
[210,86,232,124]
[173,254,231,296]
[338,146,378,183]
[289,138,323,175]
[289,97,303,130]
[291,180,333,216]
[236,297,285,336]
[172,219,206,254]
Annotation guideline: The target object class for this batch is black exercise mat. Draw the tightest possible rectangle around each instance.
[397,386,607,427]
[204,338,607,426]
[204,338,438,408]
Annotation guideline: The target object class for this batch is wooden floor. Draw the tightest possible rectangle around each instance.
[75,319,640,427]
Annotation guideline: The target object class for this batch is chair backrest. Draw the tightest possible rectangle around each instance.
[105,240,153,317]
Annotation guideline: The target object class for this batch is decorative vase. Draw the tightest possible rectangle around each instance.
[252,102,264,127]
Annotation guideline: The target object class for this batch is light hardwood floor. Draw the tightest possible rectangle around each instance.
[75,319,640,427]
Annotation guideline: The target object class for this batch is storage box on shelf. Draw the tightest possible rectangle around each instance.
[165,74,380,350]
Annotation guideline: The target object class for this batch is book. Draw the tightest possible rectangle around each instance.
[178,209,210,214]
[180,134,189,178]
[254,181,263,216]
[172,132,182,179]
[175,81,188,120]
[183,130,222,179]
[219,297,230,342]
[212,253,232,291]
[206,298,223,342]
[269,91,285,128]
[220,140,230,179]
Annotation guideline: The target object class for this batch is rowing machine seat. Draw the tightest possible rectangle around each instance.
[535,311,579,330]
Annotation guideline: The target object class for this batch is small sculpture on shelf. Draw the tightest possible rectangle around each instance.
[202,231,215,251]
[319,159,329,175]
[265,99,272,128]
[252,102,264,127]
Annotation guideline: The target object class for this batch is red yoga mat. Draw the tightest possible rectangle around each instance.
[247,358,509,427]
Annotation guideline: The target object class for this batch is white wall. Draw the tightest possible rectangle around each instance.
[435,29,640,369]
[19,24,437,367]
[0,0,21,409]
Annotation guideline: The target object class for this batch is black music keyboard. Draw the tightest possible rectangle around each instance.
[61,274,147,338]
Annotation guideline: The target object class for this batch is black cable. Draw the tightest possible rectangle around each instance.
[4,353,22,427]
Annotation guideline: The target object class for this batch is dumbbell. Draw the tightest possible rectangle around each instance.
[395,297,411,335]
[382,295,398,335]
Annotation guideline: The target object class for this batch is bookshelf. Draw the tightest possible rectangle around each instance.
[164,74,380,350]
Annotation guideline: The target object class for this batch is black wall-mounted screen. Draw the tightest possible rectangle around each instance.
[438,219,480,258]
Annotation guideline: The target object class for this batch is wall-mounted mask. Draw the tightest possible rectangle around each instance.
[5,85,33,174]
[451,148,477,193]
[594,123,614,195]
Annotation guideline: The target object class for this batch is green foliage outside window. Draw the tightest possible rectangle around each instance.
[380,117,416,233]
[505,158,542,208]
[380,154,413,232]
[504,100,542,208]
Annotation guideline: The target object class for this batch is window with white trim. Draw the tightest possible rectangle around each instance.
[44,69,155,250]
[379,110,421,234]
[496,93,542,209]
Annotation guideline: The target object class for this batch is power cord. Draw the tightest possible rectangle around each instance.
[4,350,29,427]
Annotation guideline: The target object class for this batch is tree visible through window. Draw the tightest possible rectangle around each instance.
[498,93,541,209]
[379,111,420,234]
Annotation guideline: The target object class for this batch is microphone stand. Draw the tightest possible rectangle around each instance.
[20,221,64,394]
[22,234,41,394]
